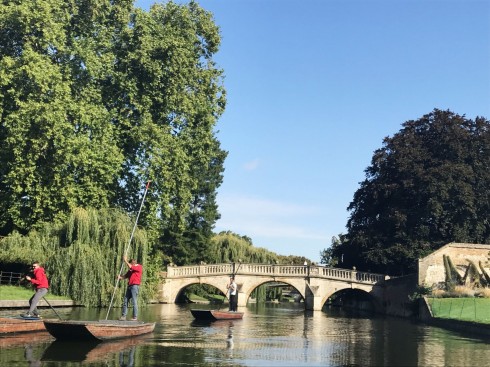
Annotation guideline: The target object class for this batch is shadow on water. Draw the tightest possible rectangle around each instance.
[40,335,148,364]
[41,340,101,362]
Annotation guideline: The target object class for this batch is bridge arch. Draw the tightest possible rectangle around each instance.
[237,277,306,305]
[320,287,383,312]
[159,263,387,311]
[160,275,232,304]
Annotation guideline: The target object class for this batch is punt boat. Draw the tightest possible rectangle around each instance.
[43,319,155,341]
[190,309,244,321]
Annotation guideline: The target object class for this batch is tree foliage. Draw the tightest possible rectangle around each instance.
[0,0,127,232]
[0,1,226,265]
[326,109,490,275]
[1,207,154,307]
[207,231,280,265]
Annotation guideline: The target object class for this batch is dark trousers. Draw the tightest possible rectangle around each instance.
[229,294,238,311]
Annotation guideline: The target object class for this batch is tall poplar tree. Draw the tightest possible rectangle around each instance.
[0,0,129,233]
[105,1,227,261]
[0,1,227,265]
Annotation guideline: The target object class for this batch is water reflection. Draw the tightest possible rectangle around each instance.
[227,322,234,350]
[41,335,148,364]
[24,344,42,367]
[1,303,490,366]
[119,346,136,367]
[41,340,101,362]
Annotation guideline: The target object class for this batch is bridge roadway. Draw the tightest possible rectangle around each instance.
[158,263,388,311]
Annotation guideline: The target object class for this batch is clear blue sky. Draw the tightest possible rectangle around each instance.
[135,0,490,263]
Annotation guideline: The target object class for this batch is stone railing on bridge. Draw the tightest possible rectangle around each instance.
[166,263,386,285]
[167,263,233,277]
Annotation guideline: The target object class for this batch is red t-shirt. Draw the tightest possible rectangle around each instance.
[30,267,49,289]
[125,264,143,286]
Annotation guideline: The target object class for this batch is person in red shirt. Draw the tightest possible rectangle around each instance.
[118,255,143,321]
[21,261,49,318]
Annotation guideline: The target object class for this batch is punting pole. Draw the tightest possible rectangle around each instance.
[105,181,151,321]
[43,297,63,320]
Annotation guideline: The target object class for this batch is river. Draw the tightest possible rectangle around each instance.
[1,303,490,366]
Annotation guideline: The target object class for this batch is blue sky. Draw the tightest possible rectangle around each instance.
[135,0,490,263]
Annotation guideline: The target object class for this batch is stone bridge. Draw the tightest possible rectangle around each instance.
[158,263,388,311]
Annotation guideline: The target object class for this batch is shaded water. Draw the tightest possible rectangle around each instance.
[1,303,490,366]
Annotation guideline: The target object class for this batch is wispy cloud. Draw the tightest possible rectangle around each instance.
[216,194,329,241]
[243,159,260,171]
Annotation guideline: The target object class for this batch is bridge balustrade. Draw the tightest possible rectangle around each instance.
[239,264,307,276]
[167,263,233,277]
[355,272,385,283]
[319,267,385,283]
[166,263,386,285]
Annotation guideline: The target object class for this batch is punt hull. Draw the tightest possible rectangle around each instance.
[0,317,46,334]
[190,309,244,321]
[43,319,155,341]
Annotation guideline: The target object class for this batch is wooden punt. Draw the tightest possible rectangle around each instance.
[190,309,244,321]
[43,319,155,341]
[0,316,46,334]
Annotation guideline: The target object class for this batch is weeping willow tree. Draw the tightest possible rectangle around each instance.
[0,207,156,307]
[208,231,279,264]
[207,232,296,302]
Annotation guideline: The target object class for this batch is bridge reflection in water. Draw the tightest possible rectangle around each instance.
[159,263,388,311]
[3,303,489,366]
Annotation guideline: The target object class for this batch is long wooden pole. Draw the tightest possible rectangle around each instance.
[105,181,151,320]
[43,297,63,320]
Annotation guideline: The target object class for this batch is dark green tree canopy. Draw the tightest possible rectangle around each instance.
[326,109,490,275]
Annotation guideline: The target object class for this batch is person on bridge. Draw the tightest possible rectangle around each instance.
[118,256,143,321]
[226,276,238,312]
[21,261,49,318]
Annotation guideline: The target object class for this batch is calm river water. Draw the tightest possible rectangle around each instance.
[1,303,490,366]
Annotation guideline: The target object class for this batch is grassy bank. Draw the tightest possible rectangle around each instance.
[0,285,71,300]
[428,297,490,324]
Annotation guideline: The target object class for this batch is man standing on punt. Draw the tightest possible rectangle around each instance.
[118,256,143,321]
[226,276,238,312]
[21,261,49,318]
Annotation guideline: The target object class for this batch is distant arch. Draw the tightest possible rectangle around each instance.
[240,279,306,303]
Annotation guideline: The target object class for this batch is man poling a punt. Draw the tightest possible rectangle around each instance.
[118,256,143,321]
[226,276,238,312]
[21,261,49,318]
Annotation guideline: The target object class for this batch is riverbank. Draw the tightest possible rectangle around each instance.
[419,297,490,338]
[0,285,77,309]
[0,300,77,309]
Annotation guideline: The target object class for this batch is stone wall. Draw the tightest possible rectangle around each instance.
[417,242,490,287]
[382,274,418,317]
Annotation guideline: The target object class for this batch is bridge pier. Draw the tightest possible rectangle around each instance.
[237,291,248,308]
[304,282,324,311]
